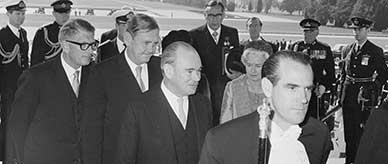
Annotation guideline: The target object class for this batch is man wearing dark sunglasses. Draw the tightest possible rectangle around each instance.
[6,18,95,164]
[190,0,240,126]
[97,8,134,62]
[30,0,73,66]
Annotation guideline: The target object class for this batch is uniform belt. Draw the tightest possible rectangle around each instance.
[345,75,374,83]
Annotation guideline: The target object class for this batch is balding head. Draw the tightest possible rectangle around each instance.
[160,41,202,97]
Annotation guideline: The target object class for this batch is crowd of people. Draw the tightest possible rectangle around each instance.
[0,0,387,164]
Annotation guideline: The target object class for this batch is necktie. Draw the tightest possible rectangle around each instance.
[177,97,187,128]
[356,45,361,52]
[18,29,24,41]
[212,31,218,44]
[135,65,146,92]
[72,70,80,97]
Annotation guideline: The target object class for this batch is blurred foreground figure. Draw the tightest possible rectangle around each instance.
[199,51,331,164]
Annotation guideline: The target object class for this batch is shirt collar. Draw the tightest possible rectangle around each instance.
[356,40,367,49]
[207,25,221,36]
[161,80,188,101]
[124,49,146,72]
[7,22,20,37]
[61,53,82,80]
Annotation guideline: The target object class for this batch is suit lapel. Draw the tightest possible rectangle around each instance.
[53,56,77,100]
[203,25,217,46]
[147,88,177,160]
[116,52,142,93]
[78,64,92,98]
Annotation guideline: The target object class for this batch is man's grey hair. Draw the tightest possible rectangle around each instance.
[58,18,95,42]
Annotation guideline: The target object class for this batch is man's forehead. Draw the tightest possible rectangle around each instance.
[276,59,313,86]
[205,6,223,13]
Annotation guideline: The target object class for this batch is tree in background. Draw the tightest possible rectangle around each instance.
[248,1,253,11]
[264,0,273,14]
[279,0,305,15]
[331,0,357,27]
[256,0,263,13]
[227,1,236,11]
[372,0,388,31]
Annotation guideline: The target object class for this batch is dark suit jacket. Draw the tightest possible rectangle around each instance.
[5,56,91,164]
[97,29,120,62]
[0,25,29,160]
[30,21,62,66]
[117,86,213,164]
[199,112,331,164]
[81,53,162,164]
[190,24,239,125]
[190,24,239,85]
[355,101,388,164]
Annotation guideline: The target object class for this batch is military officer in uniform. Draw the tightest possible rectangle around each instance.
[292,18,335,120]
[30,0,73,66]
[0,0,29,161]
[97,8,134,62]
[340,16,388,164]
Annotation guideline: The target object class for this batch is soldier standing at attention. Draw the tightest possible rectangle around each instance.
[0,0,29,161]
[30,0,73,66]
[340,16,388,164]
[292,18,335,120]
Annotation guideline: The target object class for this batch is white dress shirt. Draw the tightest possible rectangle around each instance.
[207,25,221,44]
[61,54,82,91]
[116,37,126,53]
[7,22,20,38]
[268,122,310,164]
[161,81,189,129]
[124,50,149,91]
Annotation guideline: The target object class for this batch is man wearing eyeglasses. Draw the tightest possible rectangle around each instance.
[81,13,162,164]
[190,0,240,126]
[97,8,134,62]
[6,18,96,164]
[30,0,73,66]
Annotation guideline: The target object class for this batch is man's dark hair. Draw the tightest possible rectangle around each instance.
[161,30,193,51]
[128,13,159,36]
[244,40,273,55]
[205,0,225,12]
[246,17,263,26]
[262,50,311,85]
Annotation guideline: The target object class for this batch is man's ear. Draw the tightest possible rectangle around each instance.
[261,77,273,98]
[61,41,70,53]
[122,30,133,46]
[162,63,174,79]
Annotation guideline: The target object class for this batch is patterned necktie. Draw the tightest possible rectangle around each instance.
[212,31,218,44]
[135,65,146,92]
[72,70,80,97]
[177,97,187,128]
